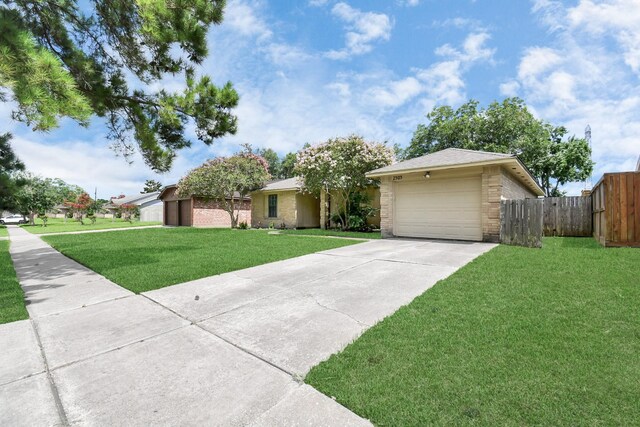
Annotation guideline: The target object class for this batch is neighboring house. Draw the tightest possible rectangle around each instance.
[50,204,71,219]
[250,178,320,229]
[159,185,251,227]
[251,177,381,229]
[636,154,640,171]
[366,148,544,242]
[104,192,163,222]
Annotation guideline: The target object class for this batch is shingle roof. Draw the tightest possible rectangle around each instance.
[260,177,302,191]
[158,184,250,200]
[367,148,514,176]
[111,192,160,206]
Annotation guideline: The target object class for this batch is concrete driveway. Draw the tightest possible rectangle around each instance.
[2,227,495,426]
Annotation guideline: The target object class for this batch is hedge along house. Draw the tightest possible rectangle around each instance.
[366,148,544,242]
[250,178,320,229]
[159,185,251,227]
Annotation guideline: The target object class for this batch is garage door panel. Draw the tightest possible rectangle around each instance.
[394,176,482,241]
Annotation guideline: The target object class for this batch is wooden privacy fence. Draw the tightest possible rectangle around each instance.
[500,199,543,248]
[592,172,640,247]
[543,196,592,237]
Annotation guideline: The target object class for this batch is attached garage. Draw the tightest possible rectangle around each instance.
[367,148,545,242]
[393,175,482,241]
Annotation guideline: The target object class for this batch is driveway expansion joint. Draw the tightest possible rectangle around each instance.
[141,293,298,378]
[46,324,191,372]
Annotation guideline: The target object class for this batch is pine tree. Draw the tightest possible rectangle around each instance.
[0,1,238,172]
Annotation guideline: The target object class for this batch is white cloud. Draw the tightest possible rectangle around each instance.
[326,3,393,60]
[308,0,329,6]
[502,0,640,193]
[566,0,640,74]
[432,17,485,31]
[223,0,273,41]
[10,135,165,198]
[366,77,423,108]
[355,31,495,111]
[499,80,520,97]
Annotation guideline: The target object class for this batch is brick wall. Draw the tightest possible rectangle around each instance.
[250,191,297,228]
[482,166,502,242]
[192,198,251,227]
[501,169,537,199]
[379,177,393,238]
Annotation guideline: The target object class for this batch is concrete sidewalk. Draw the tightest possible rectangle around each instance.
[1,226,495,426]
[24,224,162,236]
[0,226,372,426]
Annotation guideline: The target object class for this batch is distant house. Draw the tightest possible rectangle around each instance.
[51,204,71,219]
[104,192,163,222]
[159,185,250,227]
[250,177,381,230]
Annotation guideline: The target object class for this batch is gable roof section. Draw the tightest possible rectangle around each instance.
[111,192,160,206]
[158,184,250,200]
[258,177,302,192]
[368,148,513,175]
[636,154,640,171]
[367,148,544,196]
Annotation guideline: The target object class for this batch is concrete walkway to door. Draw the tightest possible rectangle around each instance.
[1,226,495,426]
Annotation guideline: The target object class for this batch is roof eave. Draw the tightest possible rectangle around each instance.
[366,158,515,177]
[366,158,544,197]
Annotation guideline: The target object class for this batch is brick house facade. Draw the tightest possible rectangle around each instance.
[160,185,251,227]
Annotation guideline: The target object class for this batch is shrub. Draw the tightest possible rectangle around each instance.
[331,191,379,231]
[37,213,48,227]
[238,221,248,229]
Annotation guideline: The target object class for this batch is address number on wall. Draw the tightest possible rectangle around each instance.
[392,175,403,181]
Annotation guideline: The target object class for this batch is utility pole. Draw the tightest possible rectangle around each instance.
[584,125,592,190]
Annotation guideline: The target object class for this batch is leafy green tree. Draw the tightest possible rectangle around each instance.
[295,135,394,230]
[280,152,297,179]
[0,133,25,211]
[142,179,163,193]
[0,1,238,172]
[177,150,270,228]
[402,98,594,196]
[256,148,281,179]
[13,174,75,224]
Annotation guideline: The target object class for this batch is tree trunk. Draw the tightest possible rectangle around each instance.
[29,212,35,226]
[228,197,237,228]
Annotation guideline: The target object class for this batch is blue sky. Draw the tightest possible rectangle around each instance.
[3,0,639,198]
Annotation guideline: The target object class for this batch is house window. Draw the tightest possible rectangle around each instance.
[268,194,278,218]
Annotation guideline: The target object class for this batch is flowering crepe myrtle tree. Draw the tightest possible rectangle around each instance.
[295,135,394,230]
[176,151,270,228]
[65,192,93,224]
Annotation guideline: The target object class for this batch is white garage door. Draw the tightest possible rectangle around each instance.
[394,175,482,241]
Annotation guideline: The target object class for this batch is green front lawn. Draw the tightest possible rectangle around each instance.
[278,228,381,239]
[21,217,161,234]
[43,228,360,293]
[0,241,28,324]
[306,238,640,426]
[0,225,7,238]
